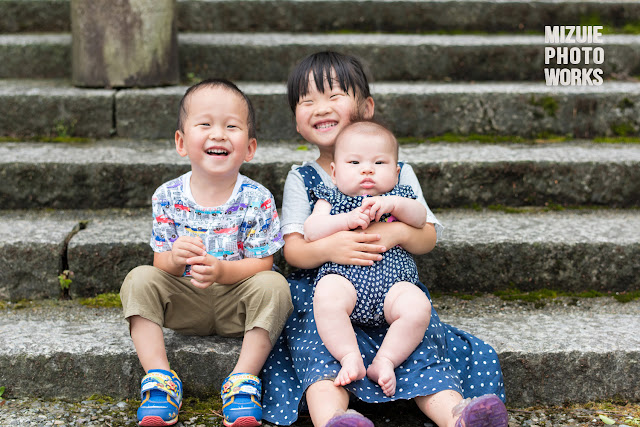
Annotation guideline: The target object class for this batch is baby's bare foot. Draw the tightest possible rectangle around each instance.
[334,352,366,386]
[367,356,396,396]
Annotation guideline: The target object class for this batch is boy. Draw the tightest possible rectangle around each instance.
[120,79,292,427]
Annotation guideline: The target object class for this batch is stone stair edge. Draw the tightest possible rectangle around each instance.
[3,79,640,140]
[1,0,640,34]
[1,208,638,300]
[0,296,639,406]
[2,33,640,81]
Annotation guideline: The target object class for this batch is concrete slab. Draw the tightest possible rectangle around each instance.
[0,210,80,300]
[1,297,638,406]
[61,209,640,296]
[1,140,639,209]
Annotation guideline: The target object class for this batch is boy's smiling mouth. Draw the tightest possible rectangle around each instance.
[206,148,229,156]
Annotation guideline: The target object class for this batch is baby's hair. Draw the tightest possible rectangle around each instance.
[287,51,372,115]
[177,78,257,139]
[334,119,399,161]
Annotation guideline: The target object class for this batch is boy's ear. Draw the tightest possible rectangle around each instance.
[362,96,375,120]
[175,130,188,157]
[330,162,337,185]
[244,138,257,162]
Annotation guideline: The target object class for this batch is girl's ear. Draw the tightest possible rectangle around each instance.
[361,96,375,119]
[330,162,338,185]
[175,130,188,157]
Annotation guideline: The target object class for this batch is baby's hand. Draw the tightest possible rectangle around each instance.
[170,236,206,267]
[187,253,223,289]
[360,196,397,222]
[346,207,371,230]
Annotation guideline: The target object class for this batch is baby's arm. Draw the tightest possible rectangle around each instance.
[303,199,371,242]
[361,196,427,229]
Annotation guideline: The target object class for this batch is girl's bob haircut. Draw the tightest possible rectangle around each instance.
[287,51,372,114]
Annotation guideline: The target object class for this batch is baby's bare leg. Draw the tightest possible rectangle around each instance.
[314,274,365,387]
[367,282,431,396]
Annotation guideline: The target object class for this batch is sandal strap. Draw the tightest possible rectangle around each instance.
[221,373,261,401]
[140,371,182,402]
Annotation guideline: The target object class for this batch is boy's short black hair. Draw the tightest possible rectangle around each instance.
[287,51,372,114]
[177,78,257,139]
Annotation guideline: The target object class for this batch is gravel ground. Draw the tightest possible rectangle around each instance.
[1,295,639,426]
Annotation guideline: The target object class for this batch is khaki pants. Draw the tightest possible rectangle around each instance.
[120,265,292,345]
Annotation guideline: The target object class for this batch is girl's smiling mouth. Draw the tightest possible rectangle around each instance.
[314,121,337,130]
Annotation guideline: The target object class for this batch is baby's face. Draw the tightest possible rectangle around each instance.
[331,132,399,196]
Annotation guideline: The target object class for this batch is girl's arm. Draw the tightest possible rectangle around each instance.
[284,231,385,269]
[304,199,371,242]
[365,220,437,255]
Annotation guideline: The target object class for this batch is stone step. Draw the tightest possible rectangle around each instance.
[3,79,640,139]
[1,0,639,34]
[1,208,638,301]
[2,33,639,81]
[1,140,639,210]
[0,296,639,408]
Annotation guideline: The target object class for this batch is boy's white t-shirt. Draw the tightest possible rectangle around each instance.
[150,171,284,276]
[281,161,443,241]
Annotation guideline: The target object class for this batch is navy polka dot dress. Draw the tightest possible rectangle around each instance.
[261,165,505,425]
[313,184,420,326]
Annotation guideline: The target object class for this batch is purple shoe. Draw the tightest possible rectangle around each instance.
[453,394,508,427]
[325,409,374,427]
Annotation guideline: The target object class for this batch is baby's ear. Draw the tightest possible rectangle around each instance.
[330,162,337,184]
[175,130,188,157]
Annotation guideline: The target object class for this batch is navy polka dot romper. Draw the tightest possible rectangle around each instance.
[261,165,505,426]
[313,183,420,326]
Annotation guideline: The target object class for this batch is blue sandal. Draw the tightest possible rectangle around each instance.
[221,373,262,427]
[137,369,183,426]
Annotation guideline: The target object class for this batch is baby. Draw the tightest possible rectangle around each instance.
[304,120,432,397]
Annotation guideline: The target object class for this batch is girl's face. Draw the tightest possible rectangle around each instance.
[294,71,373,150]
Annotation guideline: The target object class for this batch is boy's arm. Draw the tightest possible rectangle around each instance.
[303,199,370,242]
[187,254,274,288]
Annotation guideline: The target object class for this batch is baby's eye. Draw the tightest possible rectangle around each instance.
[375,161,385,164]
[199,123,210,127]
[349,161,359,165]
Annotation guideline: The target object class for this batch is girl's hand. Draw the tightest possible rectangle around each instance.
[326,230,385,266]
[360,196,398,222]
[346,207,371,230]
[186,253,223,289]
[170,236,206,267]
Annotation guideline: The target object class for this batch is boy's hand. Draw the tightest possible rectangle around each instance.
[170,236,206,267]
[187,253,223,289]
[346,207,371,230]
[360,196,398,222]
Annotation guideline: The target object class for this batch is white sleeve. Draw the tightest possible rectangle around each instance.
[399,163,444,241]
[280,167,311,237]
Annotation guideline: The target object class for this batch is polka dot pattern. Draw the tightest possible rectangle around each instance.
[261,165,505,426]
[312,184,420,326]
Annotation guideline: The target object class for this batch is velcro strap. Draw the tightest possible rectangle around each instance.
[140,372,181,401]
[221,373,261,400]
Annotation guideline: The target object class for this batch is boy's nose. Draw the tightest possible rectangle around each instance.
[208,127,227,140]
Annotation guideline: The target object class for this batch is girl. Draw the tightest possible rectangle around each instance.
[305,120,432,399]
[261,51,507,427]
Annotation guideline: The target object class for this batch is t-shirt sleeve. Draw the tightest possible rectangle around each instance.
[241,191,285,258]
[149,185,178,253]
[398,163,444,241]
[280,167,311,236]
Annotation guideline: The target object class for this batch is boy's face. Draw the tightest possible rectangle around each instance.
[175,86,256,180]
[295,70,373,151]
[331,130,400,197]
